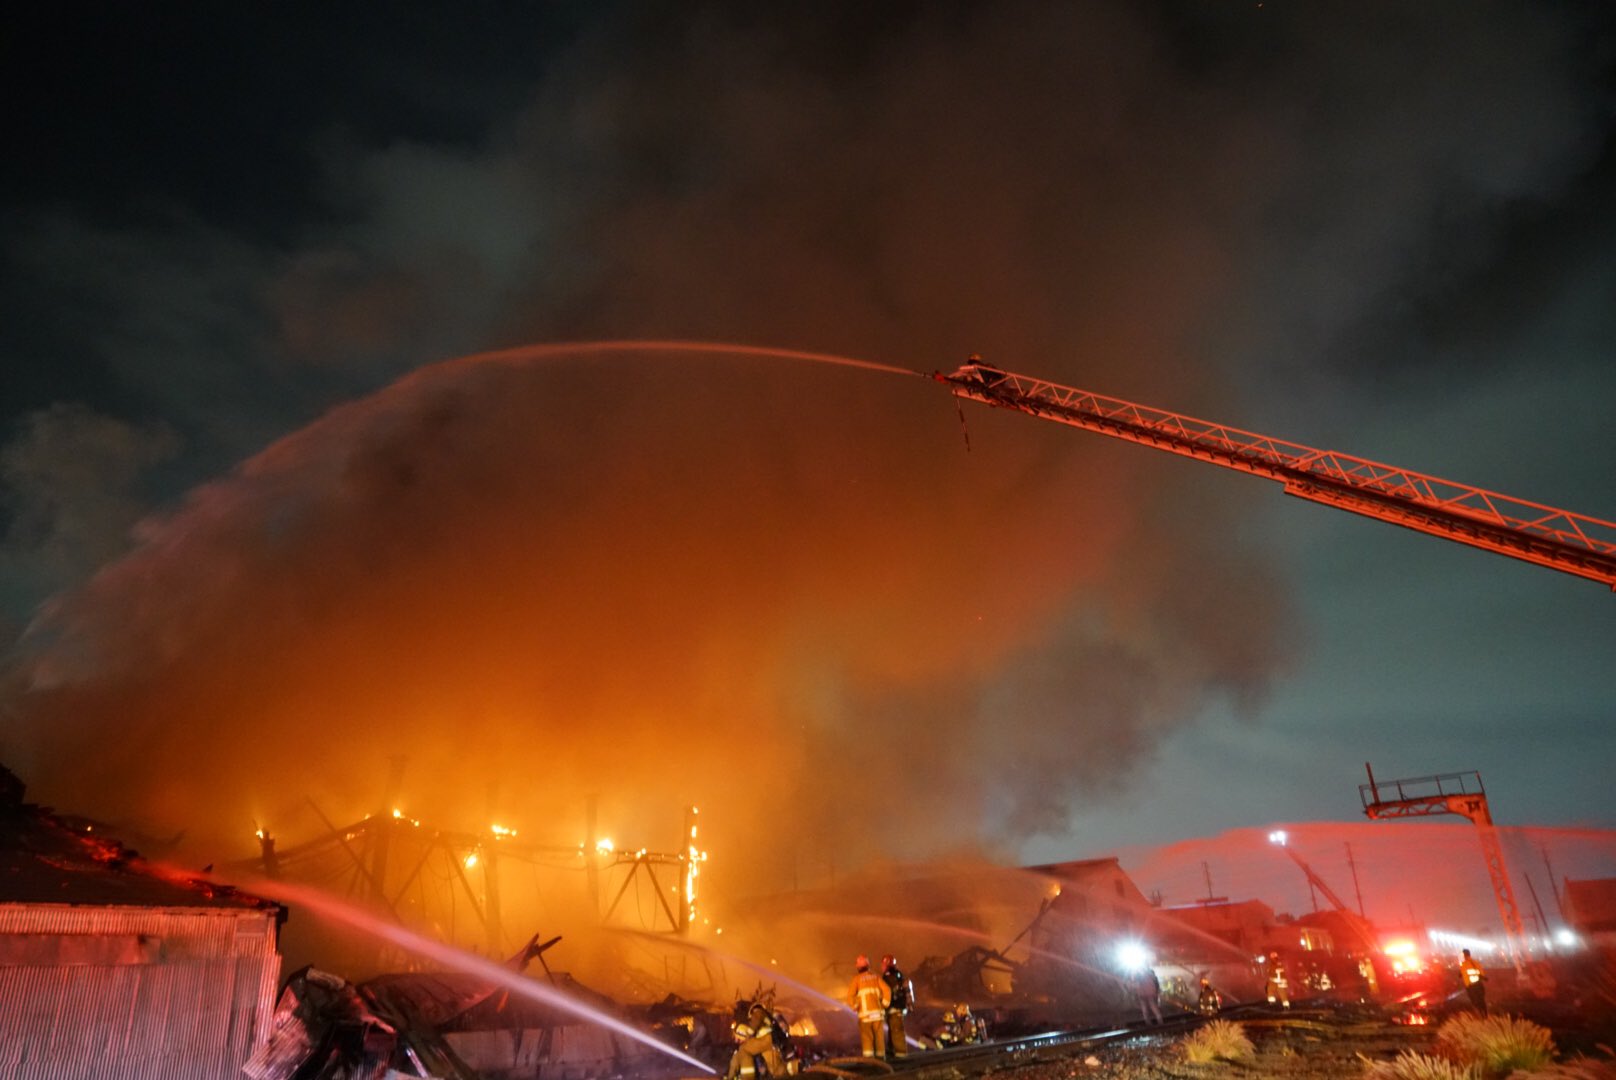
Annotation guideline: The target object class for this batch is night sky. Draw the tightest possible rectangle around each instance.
[2,2,1613,924]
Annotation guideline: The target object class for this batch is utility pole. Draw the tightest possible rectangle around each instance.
[1524,875,1550,947]
[1345,842,1366,919]
[484,784,504,957]
[1540,844,1566,921]
[586,794,600,919]
[369,755,408,909]
[257,829,279,879]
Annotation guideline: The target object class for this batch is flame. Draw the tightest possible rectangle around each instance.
[684,804,707,927]
[464,851,480,870]
[596,837,615,855]
[490,823,517,838]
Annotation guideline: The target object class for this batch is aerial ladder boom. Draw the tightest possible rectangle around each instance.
[932,359,1616,590]
[1276,842,1356,916]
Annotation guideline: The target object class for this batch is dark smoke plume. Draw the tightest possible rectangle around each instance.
[4,0,1604,904]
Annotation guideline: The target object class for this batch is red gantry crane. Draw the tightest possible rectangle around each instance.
[931,357,1616,590]
[1358,766,1552,992]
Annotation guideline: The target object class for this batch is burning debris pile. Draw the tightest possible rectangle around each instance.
[244,935,686,1080]
[240,958,852,1080]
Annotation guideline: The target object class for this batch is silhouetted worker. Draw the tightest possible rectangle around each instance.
[880,954,914,1058]
[1265,953,1291,1008]
[1459,949,1487,1013]
[848,954,891,1058]
[1196,976,1222,1016]
[1135,967,1164,1024]
[956,352,1008,389]
[957,1002,987,1043]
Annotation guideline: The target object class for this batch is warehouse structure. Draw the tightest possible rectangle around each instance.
[0,766,284,1080]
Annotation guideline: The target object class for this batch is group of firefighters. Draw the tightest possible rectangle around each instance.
[727,945,1491,1076]
[847,952,989,1058]
[1259,947,1487,1012]
[727,952,980,1078]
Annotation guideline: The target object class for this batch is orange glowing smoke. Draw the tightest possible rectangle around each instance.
[6,343,1294,902]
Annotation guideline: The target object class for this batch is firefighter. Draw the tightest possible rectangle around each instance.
[880,954,914,1058]
[848,954,891,1058]
[1196,976,1223,1016]
[956,1003,985,1044]
[726,1002,787,1079]
[957,353,1008,388]
[1265,953,1291,1008]
[932,1009,960,1048]
[1135,966,1164,1024]
[1458,949,1487,1013]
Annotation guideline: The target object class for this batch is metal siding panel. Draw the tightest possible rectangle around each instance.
[127,959,176,1051]
[185,963,235,1060]
[0,966,65,1044]
[133,964,216,1074]
[0,969,45,1080]
[48,967,110,1059]
[251,955,280,1056]
[227,956,277,1063]
[0,906,282,1080]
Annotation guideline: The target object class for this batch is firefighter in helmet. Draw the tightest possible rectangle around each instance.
[880,954,914,1058]
[933,1009,960,1048]
[726,1002,787,1079]
[848,954,891,1058]
[1265,952,1290,1008]
[1196,976,1223,1016]
[956,1003,985,1044]
[1458,949,1487,1013]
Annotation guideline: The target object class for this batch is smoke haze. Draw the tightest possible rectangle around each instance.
[2,1,1611,940]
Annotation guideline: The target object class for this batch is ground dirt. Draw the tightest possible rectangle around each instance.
[990,1012,1437,1080]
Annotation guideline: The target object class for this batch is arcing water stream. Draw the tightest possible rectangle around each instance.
[612,926,854,1018]
[446,339,922,378]
[225,876,717,1074]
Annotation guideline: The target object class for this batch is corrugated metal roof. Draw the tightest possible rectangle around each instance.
[0,797,281,914]
[0,904,264,943]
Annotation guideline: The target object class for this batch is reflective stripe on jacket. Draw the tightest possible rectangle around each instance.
[849,970,890,1020]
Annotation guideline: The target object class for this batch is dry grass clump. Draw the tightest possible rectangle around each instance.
[1435,1013,1557,1075]
[1180,1019,1255,1064]
[1364,1051,1482,1080]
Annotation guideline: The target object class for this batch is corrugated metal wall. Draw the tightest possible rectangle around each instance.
[0,904,281,1080]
